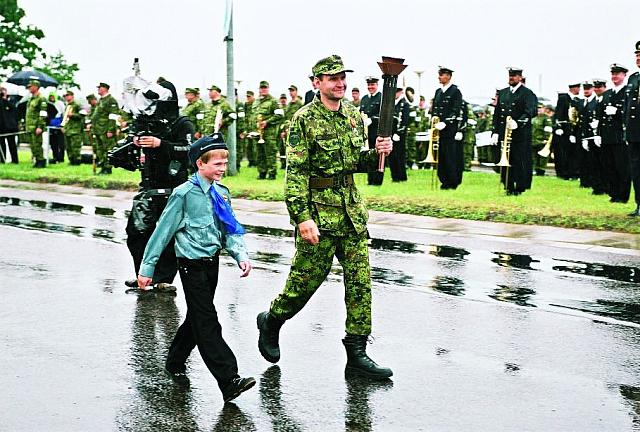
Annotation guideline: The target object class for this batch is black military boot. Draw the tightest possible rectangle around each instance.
[629,205,640,217]
[342,334,393,380]
[257,311,284,363]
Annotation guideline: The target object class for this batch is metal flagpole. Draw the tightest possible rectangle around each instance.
[224,0,237,175]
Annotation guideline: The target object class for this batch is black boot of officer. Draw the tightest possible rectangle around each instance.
[257,311,284,363]
[342,334,393,380]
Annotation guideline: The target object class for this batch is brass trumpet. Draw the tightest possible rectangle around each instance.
[256,114,265,144]
[497,116,513,191]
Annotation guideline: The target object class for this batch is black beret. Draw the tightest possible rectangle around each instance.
[189,133,227,167]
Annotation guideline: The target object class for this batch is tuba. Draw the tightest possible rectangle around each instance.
[537,128,553,158]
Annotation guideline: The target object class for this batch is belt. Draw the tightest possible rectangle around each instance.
[179,251,221,263]
[309,174,354,189]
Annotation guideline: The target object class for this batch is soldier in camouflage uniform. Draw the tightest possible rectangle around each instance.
[61,90,84,165]
[24,79,48,168]
[92,83,120,174]
[254,80,283,179]
[181,88,206,139]
[531,103,554,176]
[84,94,98,153]
[256,55,393,380]
[237,90,257,168]
[202,85,236,139]
[462,101,477,171]
[405,87,421,168]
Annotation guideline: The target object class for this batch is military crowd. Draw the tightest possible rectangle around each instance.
[6,41,640,214]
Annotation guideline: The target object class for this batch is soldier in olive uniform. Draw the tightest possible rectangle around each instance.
[462,101,477,171]
[24,79,48,168]
[254,80,283,179]
[84,94,97,154]
[61,90,84,165]
[404,87,419,169]
[181,87,206,139]
[256,55,393,380]
[531,103,554,176]
[202,85,236,139]
[238,90,257,168]
[279,85,303,169]
[92,83,120,174]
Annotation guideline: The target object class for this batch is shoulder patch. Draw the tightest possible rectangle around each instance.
[288,130,300,147]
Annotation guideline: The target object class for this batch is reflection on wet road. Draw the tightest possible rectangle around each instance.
[3,190,640,431]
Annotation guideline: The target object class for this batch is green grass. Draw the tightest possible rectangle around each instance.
[1,150,638,233]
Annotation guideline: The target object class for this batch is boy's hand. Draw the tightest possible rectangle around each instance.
[239,261,252,278]
[137,275,153,290]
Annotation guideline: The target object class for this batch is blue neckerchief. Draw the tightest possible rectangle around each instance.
[190,174,245,235]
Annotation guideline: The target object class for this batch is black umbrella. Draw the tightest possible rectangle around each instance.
[7,70,59,88]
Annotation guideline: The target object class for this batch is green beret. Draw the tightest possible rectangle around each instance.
[259,80,269,88]
[207,85,221,92]
[27,79,40,88]
[185,87,199,94]
[246,90,254,96]
[312,54,353,77]
[97,82,110,89]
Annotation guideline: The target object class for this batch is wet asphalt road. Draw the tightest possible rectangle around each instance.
[1,182,640,431]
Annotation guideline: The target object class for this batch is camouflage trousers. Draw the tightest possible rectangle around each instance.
[64,133,82,163]
[94,133,117,169]
[463,140,475,171]
[29,131,44,162]
[406,133,417,166]
[532,142,548,172]
[245,137,256,166]
[270,230,372,335]
[236,136,246,169]
[256,128,279,177]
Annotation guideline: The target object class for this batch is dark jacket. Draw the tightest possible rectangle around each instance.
[599,88,627,145]
[625,71,640,142]
[0,97,19,132]
[431,84,463,139]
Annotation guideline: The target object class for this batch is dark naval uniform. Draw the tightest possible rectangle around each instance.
[389,94,410,181]
[359,89,382,185]
[625,53,640,214]
[431,83,463,189]
[492,82,537,194]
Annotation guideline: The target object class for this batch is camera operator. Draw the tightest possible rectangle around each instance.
[0,87,19,163]
[122,79,195,292]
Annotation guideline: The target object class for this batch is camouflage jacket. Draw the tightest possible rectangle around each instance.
[463,104,477,144]
[92,94,120,134]
[254,94,282,131]
[202,97,235,136]
[531,113,553,145]
[61,100,84,135]
[285,97,378,235]
[237,101,255,136]
[181,98,206,135]
[25,93,48,132]
[281,97,303,133]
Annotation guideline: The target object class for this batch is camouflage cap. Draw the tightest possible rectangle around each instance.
[279,93,287,99]
[97,82,110,89]
[208,85,221,92]
[288,84,297,91]
[246,90,254,96]
[259,80,269,88]
[65,90,74,96]
[86,94,97,101]
[26,79,40,88]
[311,55,353,77]
[545,104,555,111]
[352,87,360,92]
[185,87,200,94]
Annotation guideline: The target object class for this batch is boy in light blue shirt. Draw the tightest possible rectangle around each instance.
[137,133,255,403]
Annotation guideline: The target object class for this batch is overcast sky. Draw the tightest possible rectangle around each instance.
[15,0,640,104]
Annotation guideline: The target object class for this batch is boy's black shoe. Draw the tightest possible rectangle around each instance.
[165,368,190,388]
[222,377,256,403]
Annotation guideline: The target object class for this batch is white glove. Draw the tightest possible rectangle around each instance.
[581,139,589,151]
[467,119,477,126]
[415,116,422,122]
[507,119,518,130]
[589,120,599,129]
[455,132,463,141]
[237,111,245,118]
[363,116,372,127]
[490,133,499,145]
[543,126,553,133]
[593,136,602,147]
[409,111,417,118]
[569,135,576,143]
[555,129,564,136]
[39,110,48,117]
[274,108,285,116]
[79,109,88,116]
[108,113,120,121]
[196,113,205,120]
[435,121,446,131]
[392,133,400,142]
[229,112,238,120]
[605,105,617,115]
